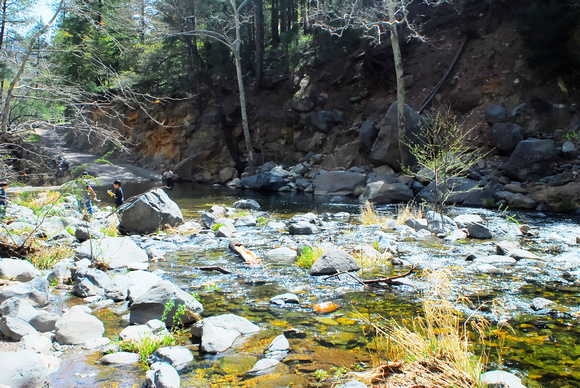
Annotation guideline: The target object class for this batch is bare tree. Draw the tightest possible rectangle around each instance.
[311,0,448,169]
[171,0,256,174]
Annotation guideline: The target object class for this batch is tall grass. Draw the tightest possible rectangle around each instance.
[396,201,424,225]
[360,201,389,225]
[117,334,176,368]
[352,244,393,269]
[296,246,326,269]
[28,244,73,270]
[360,270,488,388]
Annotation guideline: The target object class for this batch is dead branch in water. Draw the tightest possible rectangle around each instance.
[196,266,233,274]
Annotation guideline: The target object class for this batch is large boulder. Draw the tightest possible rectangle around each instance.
[129,280,203,326]
[0,297,38,322]
[191,314,260,353]
[425,211,457,235]
[76,236,148,269]
[530,182,580,212]
[119,189,184,234]
[359,121,378,154]
[236,167,290,191]
[310,249,361,276]
[481,370,525,388]
[149,346,194,370]
[145,362,180,388]
[106,270,163,302]
[490,123,524,154]
[312,171,366,196]
[0,351,48,388]
[370,102,420,170]
[0,259,41,282]
[0,278,49,307]
[359,181,414,204]
[0,316,39,340]
[503,139,557,181]
[54,307,105,345]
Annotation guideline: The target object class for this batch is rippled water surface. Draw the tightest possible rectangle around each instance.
[51,183,580,387]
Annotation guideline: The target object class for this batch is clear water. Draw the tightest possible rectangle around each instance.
[50,182,580,387]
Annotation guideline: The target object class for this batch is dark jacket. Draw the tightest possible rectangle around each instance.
[114,187,124,207]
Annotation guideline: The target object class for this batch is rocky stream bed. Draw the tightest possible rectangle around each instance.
[0,183,579,388]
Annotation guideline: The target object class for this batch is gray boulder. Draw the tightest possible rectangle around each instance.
[235,215,257,227]
[265,248,297,262]
[453,214,485,228]
[370,102,420,169]
[0,259,41,282]
[481,370,525,388]
[107,270,163,302]
[490,123,524,153]
[310,249,360,276]
[247,358,281,376]
[0,297,37,322]
[145,362,180,388]
[562,141,578,159]
[19,333,53,355]
[233,199,261,210]
[288,221,318,235]
[72,266,111,297]
[313,171,366,196]
[485,104,508,123]
[29,310,60,332]
[47,262,72,285]
[465,223,492,239]
[191,314,260,353]
[236,168,290,192]
[0,316,39,340]
[119,188,184,234]
[425,211,457,235]
[100,352,140,365]
[359,181,414,204]
[503,139,557,181]
[265,334,290,361]
[76,236,148,269]
[336,381,368,388]
[359,121,378,154]
[531,297,556,311]
[149,346,194,370]
[0,277,49,307]
[129,280,203,326]
[508,193,536,209]
[310,110,335,133]
[0,351,48,388]
[54,307,105,345]
[270,293,300,306]
[119,319,169,342]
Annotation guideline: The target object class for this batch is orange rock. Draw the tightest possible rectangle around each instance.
[313,302,339,313]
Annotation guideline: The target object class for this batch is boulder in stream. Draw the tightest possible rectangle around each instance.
[76,236,148,269]
[0,350,48,388]
[310,249,360,276]
[191,314,260,353]
[145,362,180,388]
[0,258,41,282]
[54,306,105,345]
[118,188,184,234]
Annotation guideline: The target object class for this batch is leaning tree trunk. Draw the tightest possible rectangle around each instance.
[231,0,255,174]
[386,1,408,169]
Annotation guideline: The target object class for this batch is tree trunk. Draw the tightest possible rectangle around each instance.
[254,0,264,92]
[386,1,408,169]
[271,0,280,47]
[231,0,255,174]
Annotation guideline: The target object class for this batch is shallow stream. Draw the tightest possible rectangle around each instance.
[49,183,580,387]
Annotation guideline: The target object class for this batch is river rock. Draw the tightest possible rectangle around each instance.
[0,316,39,340]
[288,221,318,235]
[312,171,366,196]
[107,270,163,302]
[54,308,105,345]
[508,249,540,261]
[0,351,48,388]
[508,193,536,209]
[76,236,148,269]
[490,123,524,153]
[465,223,492,239]
[485,104,508,123]
[404,218,428,231]
[359,120,378,154]
[118,188,184,234]
[20,333,53,354]
[233,199,260,210]
[145,362,180,388]
[0,277,49,307]
[247,358,282,376]
[0,259,41,282]
[474,255,517,265]
[270,293,300,306]
[235,215,257,227]
[191,314,260,353]
[100,352,140,365]
[0,297,38,322]
[358,181,414,205]
[265,334,290,361]
[531,297,556,311]
[149,346,194,370]
[47,261,73,285]
[129,280,203,326]
[453,214,485,228]
[310,249,360,276]
[236,169,289,191]
[503,139,557,181]
[425,211,457,235]
[29,310,60,332]
[445,229,468,242]
[481,370,526,388]
[119,319,170,342]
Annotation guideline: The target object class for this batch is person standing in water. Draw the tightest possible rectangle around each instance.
[162,168,174,189]
[108,180,124,208]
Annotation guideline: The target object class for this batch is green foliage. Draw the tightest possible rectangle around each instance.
[212,223,224,232]
[25,134,41,143]
[314,369,329,381]
[118,334,176,368]
[203,283,220,292]
[565,131,579,141]
[403,109,485,214]
[296,246,324,269]
[498,204,519,227]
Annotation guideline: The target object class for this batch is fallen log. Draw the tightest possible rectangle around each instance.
[195,266,233,274]
[362,266,416,287]
[228,239,262,266]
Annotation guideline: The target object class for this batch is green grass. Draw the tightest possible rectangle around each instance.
[296,246,325,269]
[117,334,176,368]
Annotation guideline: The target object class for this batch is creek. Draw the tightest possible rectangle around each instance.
[48,182,580,388]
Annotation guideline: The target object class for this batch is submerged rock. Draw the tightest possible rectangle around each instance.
[481,370,526,388]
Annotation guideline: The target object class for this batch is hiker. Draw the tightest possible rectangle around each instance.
[0,181,8,220]
[162,168,175,189]
[108,180,124,208]
[78,179,97,215]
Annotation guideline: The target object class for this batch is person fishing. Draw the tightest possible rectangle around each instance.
[77,178,97,215]
[162,168,175,189]
[108,180,124,208]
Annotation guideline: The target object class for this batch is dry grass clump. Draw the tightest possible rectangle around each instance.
[164,220,202,235]
[28,244,73,270]
[29,190,62,208]
[396,201,424,225]
[360,201,390,226]
[352,245,394,269]
[360,270,487,388]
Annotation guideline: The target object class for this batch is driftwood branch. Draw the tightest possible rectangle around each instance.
[419,35,469,113]
[323,271,366,286]
[228,239,262,266]
[195,266,233,274]
[361,265,416,286]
